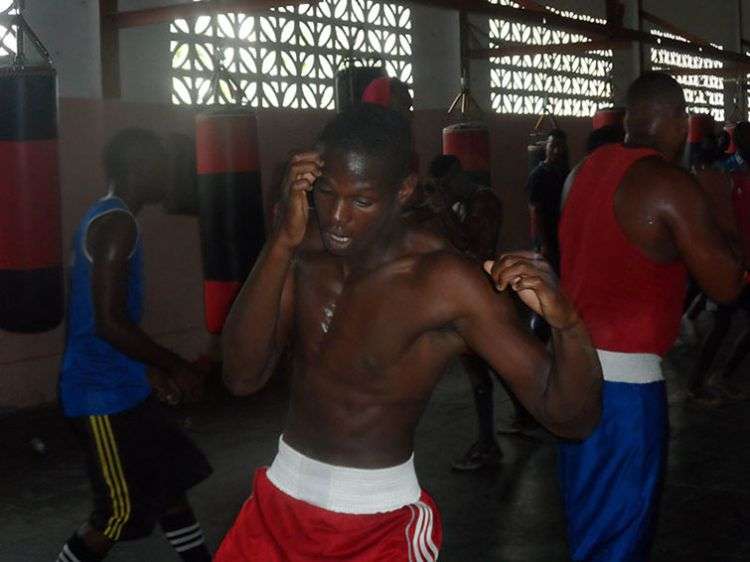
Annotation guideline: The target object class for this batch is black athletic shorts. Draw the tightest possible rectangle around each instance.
[69,396,213,541]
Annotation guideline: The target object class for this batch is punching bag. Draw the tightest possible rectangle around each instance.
[722,123,737,155]
[592,107,625,131]
[335,64,386,113]
[527,140,546,173]
[686,113,715,169]
[443,121,491,186]
[196,109,265,334]
[0,66,63,333]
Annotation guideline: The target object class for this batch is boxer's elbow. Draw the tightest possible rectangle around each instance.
[706,267,745,305]
[94,314,131,349]
[223,360,260,396]
[222,350,275,396]
[543,380,603,440]
[548,406,601,441]
[562,401,601,440]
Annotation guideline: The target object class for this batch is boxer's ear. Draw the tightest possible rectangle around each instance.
[396,173,417,207]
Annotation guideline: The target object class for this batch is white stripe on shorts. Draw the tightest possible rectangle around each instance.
[407,501,437,562]
[596,349,664,384]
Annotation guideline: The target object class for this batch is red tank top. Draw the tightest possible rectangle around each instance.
[559,144,687,356]
[730,171,750,258]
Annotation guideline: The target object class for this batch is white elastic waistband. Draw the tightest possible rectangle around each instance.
[266,436,421,514]
[597,349,663,384]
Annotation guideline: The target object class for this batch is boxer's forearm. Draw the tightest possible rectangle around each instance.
[223,238,294,395]
[97,318,188,374]
[541,320,603,440]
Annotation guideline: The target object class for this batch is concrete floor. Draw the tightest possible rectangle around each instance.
[1,336,749,561]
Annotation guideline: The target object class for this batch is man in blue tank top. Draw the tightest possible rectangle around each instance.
[56,129,213,562]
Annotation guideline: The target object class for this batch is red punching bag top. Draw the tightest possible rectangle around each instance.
[443,121,491,174]
[196,110,259,175]
[724,123,738,155]
[592,107,625,131]
[361,77,392,107]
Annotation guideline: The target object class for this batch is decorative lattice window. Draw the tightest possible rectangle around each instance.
[170,0,412,109]
[488,0,613,117]
[648,29,724,122]
[0,1,18,59]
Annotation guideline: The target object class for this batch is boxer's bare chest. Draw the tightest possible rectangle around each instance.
[291,251,442,375]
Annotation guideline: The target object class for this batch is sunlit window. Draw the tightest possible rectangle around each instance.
[488,0,613,117]
[0,0,18,59]
[170,0,412,109]
[649,28,724,122]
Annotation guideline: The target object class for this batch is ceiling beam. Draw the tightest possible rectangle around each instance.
[112,0,315,29]
[660,65,750,78]
[468,39,631,59]
[513,0,546,12]
[640,10,710,47]
[605,0,624,28]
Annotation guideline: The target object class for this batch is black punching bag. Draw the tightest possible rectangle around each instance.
[196,109,264,334]
[0,66,63,332]
[686,113,715,169]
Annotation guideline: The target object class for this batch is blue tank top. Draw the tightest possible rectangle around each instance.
[59,195,151,416]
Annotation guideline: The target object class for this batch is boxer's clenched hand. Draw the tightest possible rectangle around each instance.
[148,369,183,406]
[484,251,579,330]
[173,364,207,404]
[274,151,324,250]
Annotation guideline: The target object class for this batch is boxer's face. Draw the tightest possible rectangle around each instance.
[132,149,168,205]
[660,105,688,162]
[546,136,566,164]
[314,149,411,257]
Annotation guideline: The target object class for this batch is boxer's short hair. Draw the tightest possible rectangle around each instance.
[318,104,413,188]
[104,128,166,183]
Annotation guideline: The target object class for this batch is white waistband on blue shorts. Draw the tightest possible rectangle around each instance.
[597,349,664,384]
[266,435,422,515]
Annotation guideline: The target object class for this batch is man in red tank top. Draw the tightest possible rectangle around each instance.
[558,72,746,562]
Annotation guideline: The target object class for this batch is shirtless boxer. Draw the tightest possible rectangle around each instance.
[558,72,746,562]
[215,104,602,561]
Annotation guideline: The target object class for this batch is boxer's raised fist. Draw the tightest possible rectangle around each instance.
[484,251,578,330]
[274,151,324,250]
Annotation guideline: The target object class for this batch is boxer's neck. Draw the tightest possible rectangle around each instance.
[340,220,408,276]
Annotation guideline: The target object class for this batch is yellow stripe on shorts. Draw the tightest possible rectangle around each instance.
[101,416,131,540]
[90,415,131,540]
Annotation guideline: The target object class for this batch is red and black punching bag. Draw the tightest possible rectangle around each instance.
[335,63,386,113]
[0,66,63,333]
[527,139,546,174]
[196,109,265,334]
[686,113,715,168]
[722,123,737,155]
[592,107,625,131]
[443,121,491,185]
